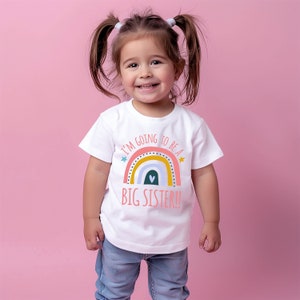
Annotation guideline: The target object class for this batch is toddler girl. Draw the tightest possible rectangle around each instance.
[80,10,223,300]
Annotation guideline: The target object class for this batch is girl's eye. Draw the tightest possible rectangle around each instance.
[128,63,138,68]
[151,60,161,65]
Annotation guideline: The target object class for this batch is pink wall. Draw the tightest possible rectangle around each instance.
[1,0,299,299]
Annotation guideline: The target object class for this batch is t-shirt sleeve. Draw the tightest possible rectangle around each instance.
[79,114,114,163]
[191,120,223,169]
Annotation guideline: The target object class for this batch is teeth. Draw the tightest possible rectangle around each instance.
[138,83,157,88]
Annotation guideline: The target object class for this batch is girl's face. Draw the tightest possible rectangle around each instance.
[119,37,179,116]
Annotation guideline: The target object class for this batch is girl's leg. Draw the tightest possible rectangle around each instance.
[146,249,190,300]
[95,239,141,300]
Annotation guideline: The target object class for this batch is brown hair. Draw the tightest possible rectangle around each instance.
[89,11,203,105]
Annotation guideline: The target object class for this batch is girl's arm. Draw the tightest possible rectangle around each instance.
[83,156,111,250]
[192,163,221,253]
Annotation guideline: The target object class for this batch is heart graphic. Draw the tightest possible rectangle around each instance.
[149,175,156,183]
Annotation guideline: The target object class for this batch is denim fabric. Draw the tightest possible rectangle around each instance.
[95,239,190,300]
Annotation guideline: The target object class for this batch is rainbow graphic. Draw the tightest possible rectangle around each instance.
[123,147,181,187]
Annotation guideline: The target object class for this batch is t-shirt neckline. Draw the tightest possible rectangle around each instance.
[127,99,179,121]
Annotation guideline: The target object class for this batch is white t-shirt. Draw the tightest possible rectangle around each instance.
[79,100,223,254]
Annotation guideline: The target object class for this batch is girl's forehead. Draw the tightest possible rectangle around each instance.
[120,38,167,61]
[120,34,166,53]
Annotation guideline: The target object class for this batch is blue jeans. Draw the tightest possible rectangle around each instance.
[95,239,190,300]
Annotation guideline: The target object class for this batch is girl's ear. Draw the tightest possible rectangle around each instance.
[175,58,185,80]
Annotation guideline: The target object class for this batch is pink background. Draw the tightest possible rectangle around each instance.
[1,0,299,299]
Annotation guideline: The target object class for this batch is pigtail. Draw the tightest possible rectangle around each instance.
[174,14,202,105]
[89,13,119,98]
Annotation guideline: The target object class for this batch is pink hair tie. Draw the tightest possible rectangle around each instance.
[115,22,123,30]
[166,18,176,27]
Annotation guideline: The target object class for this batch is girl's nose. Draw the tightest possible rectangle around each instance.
[139,66,152,78]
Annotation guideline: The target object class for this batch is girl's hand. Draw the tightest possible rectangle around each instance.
[199,222,221,253]
[84,217,104,250]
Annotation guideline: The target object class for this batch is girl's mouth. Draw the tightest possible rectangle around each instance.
[137,83,159,88]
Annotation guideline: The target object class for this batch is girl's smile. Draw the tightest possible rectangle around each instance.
[135,82,160,91]
[119,37,179,116]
